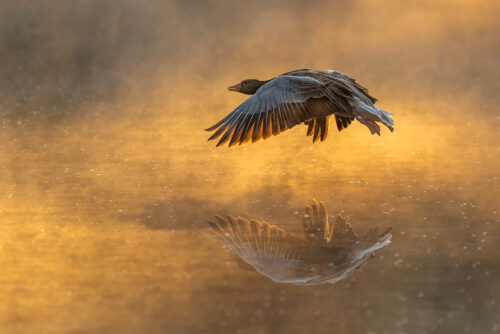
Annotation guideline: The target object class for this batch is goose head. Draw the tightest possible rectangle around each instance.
[228,79,267,95]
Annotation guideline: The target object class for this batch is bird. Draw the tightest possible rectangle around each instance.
[207,199,392,285]
[206,69,394,147]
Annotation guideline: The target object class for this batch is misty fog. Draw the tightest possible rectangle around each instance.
[0,1,499,333]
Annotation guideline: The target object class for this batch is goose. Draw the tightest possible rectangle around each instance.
[207,199,392,285]
[206,69,394,147]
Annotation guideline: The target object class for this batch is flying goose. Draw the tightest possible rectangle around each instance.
[207,199,392,285]
[206,69,394,147]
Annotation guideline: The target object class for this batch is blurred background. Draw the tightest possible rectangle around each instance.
[0,0,499,333]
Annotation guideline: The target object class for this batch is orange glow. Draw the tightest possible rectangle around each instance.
[0,0,499,333]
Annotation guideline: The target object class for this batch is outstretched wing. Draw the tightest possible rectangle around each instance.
[207,215,319,284]
[206,75,341,147]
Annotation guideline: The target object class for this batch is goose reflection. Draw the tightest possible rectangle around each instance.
[208,199,392,285]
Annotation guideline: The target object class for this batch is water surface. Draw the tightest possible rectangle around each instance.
[0,1,499,333]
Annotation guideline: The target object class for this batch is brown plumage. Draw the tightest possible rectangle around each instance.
[207,199,392,285]
[206,69,394,147]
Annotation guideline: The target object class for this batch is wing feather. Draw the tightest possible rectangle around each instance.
[313,119,321,143]
[208,215,313,283]
[334,115,354,132]
[252,113,264,142]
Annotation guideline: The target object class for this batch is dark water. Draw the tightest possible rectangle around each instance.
[0,1,499,333]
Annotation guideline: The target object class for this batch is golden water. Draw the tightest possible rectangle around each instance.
[0,1,499,333]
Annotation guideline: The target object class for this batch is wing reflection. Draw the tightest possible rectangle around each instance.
[208,199,392,285]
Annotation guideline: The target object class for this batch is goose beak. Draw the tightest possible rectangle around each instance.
[228,83,241,92]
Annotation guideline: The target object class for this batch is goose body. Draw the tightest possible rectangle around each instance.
[208,199,392,285]
[206,69,394,147]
